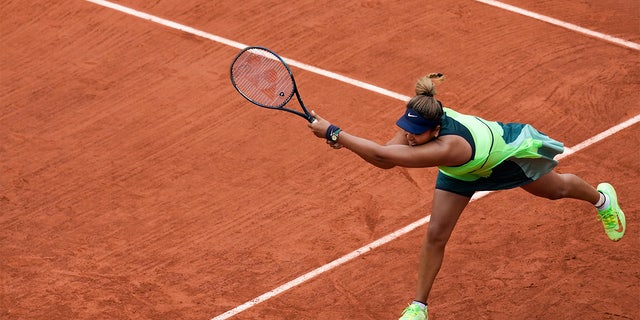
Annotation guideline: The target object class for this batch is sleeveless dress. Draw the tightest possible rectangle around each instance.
[435,107,564,197]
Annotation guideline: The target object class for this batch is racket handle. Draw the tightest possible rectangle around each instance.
[308,115,317,123]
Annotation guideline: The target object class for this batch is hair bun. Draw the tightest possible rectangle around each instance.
[415,73,444,96]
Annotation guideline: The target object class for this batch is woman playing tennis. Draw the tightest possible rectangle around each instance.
[307,73,626,320]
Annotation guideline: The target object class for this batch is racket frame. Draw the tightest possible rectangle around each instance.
[230,46,316,123]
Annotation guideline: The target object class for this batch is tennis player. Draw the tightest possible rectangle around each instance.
[307,73,626,320]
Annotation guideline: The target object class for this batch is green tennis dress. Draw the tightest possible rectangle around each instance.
[435,107,564,197]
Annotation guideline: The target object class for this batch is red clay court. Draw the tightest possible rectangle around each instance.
[1,0,639,319]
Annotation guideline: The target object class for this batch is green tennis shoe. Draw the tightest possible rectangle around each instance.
[596,183,626,241]
[399,304,427,320]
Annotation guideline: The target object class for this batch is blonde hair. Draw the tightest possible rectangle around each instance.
[407,73,445,121]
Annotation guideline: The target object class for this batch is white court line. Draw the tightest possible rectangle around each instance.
[559,115,640,159]
[80,0,640,318]
[84,0,247,50]
[84,0,409,101]
[475,0,640,51]
[212,215,433,319]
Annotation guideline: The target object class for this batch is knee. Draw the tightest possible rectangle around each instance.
[426,223,453,248]
[545,174,576,200]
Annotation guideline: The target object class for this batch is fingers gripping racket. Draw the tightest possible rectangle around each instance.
[230,46,316,123]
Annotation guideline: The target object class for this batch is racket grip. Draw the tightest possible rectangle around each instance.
[308,115,317,123]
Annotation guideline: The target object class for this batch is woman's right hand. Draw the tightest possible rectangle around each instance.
[307,110,331,139]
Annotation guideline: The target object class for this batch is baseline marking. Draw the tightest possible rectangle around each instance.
[80,0,640,318]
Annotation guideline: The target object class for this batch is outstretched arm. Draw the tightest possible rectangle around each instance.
[308,111,463,169]
[331,131,399,169]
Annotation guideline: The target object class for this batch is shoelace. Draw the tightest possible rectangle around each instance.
[401,306,424,317]
[597,208,617,229]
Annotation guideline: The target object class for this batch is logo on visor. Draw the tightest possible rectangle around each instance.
[408,112,419,118]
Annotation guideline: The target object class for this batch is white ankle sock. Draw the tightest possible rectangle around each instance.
[595,192,609,210]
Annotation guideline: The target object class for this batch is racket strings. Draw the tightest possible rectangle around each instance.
[231,49,294,108]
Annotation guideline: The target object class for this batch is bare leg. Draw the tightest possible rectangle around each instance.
[521,171,600,204]
[413,171,602,305]
[414,189,471,303]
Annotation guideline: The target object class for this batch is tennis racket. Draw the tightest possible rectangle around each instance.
[230,46,316,123]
